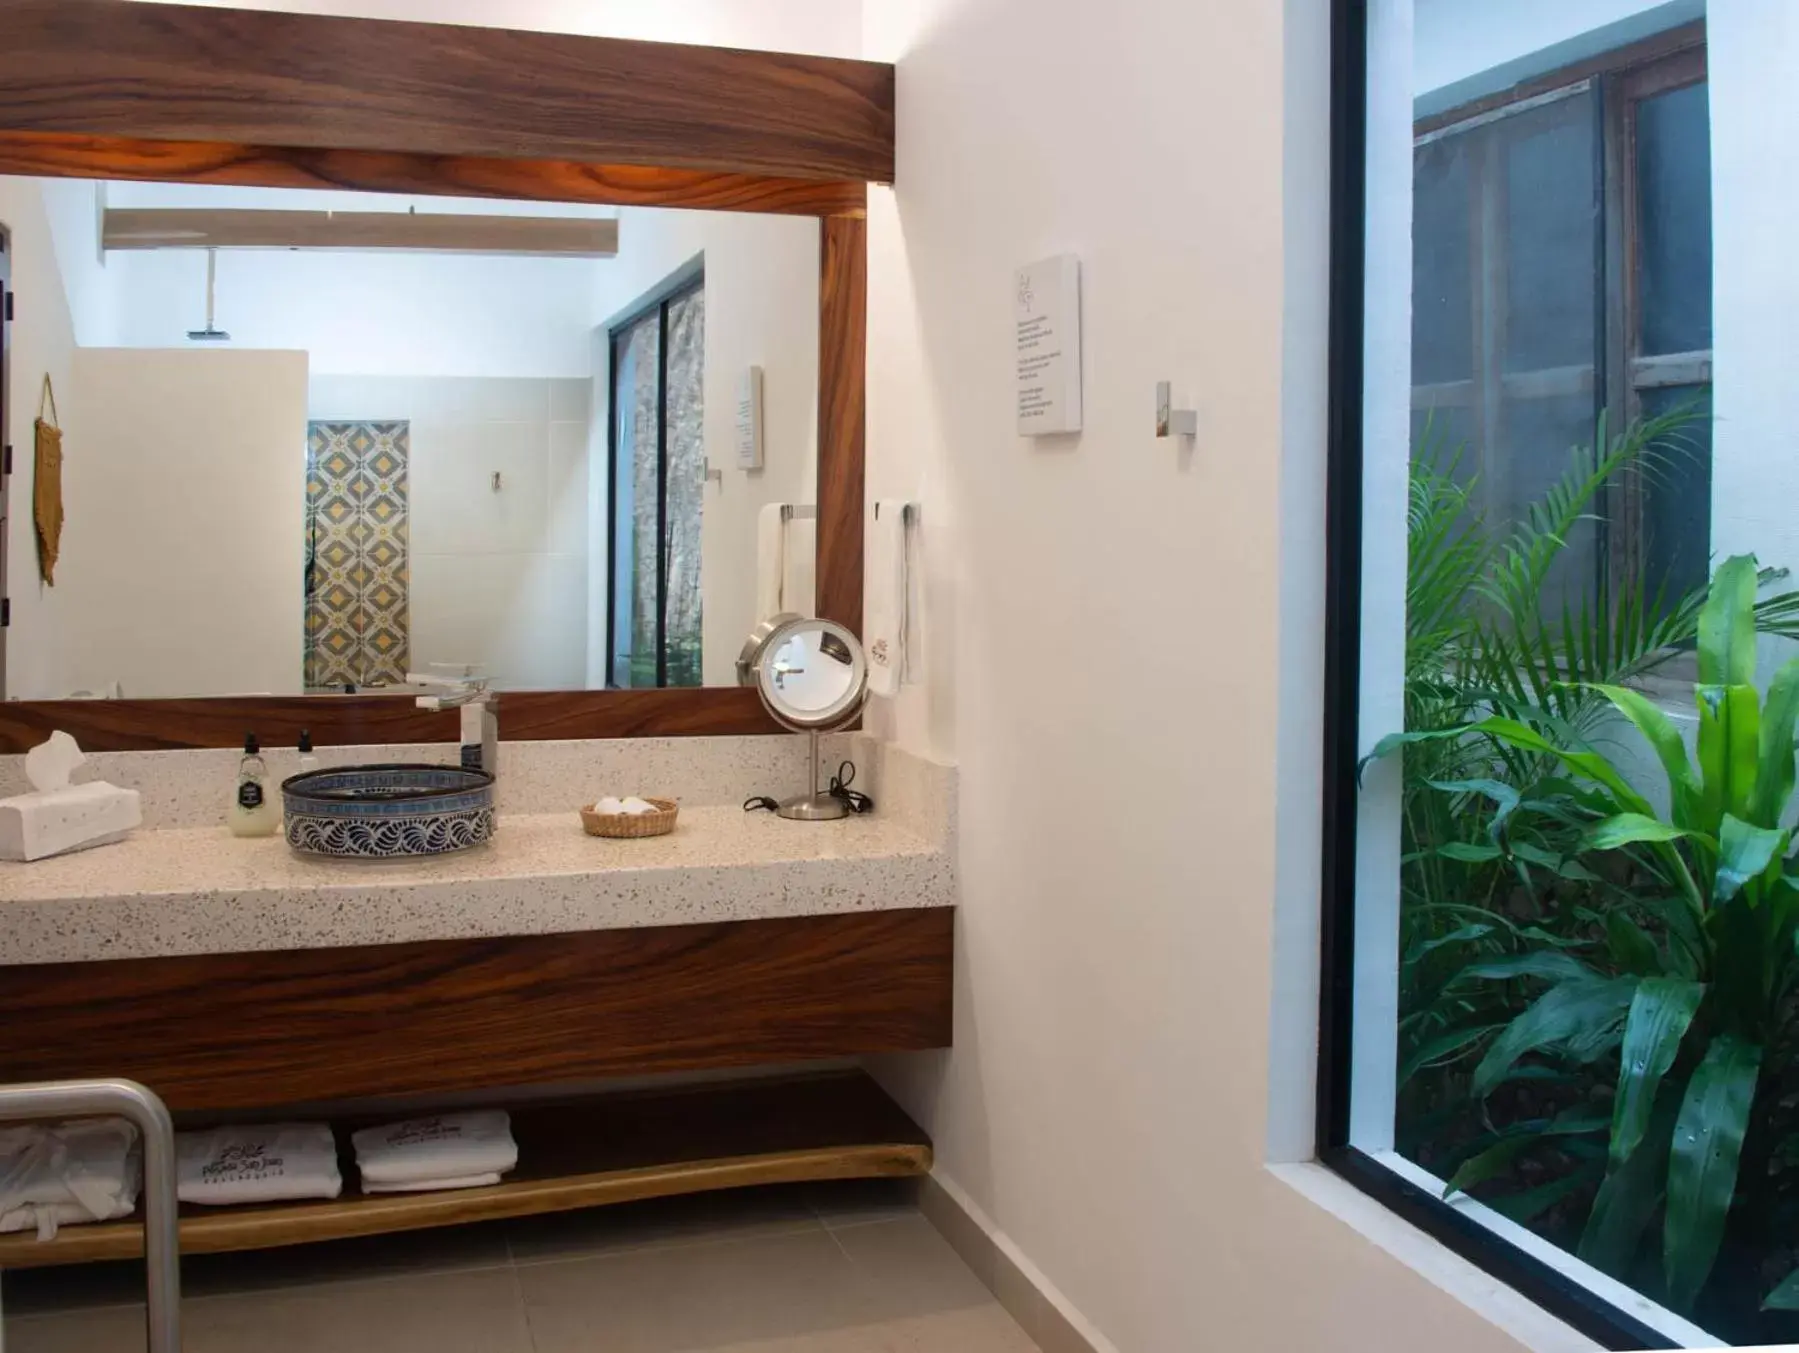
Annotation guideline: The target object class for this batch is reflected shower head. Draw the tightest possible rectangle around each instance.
[186,326,231,342]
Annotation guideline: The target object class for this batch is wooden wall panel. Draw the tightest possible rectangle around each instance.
[816,215,869,637]
[0,1,895,183]
[0,910,954,1113]
[0,689,784,753]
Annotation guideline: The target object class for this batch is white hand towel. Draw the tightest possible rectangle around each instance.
[177,1123,342,1206]
[0,1119,141,1241]
[352,1111,517,1187]
[363,1172,503,1194]
[865,501,913,698]
[756,503,787,621]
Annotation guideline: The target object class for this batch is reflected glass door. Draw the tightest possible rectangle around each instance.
[605,272,705,689]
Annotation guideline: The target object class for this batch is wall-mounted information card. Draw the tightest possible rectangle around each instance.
[1014,254,1082,436]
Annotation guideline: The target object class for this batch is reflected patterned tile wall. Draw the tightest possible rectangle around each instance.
[305,421,411,689]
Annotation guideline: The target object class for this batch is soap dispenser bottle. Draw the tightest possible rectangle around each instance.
[230,733,281,838]
[297,729,320,774]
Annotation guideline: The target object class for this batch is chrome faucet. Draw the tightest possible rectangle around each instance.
[409,665,498,775]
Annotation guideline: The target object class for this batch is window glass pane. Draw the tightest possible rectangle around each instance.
[1637,80,1713,356]
[609,311,660,689]
[1412,138,1473,385]
[1410,91,1602,615]
[662,287,706,689]
[1640,383,1714,601]
[1349,13,1766,1345]
[1502,96,1598,373]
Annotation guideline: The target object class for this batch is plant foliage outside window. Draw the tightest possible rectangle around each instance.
[1344,14,1799,1345]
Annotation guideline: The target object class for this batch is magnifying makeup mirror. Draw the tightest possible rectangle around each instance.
[740,614,869,820]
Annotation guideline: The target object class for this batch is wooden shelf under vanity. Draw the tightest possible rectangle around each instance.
[0,1072,929,1269]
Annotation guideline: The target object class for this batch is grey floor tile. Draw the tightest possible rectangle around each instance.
[506,1185,819,1265]
[806,1178,922,1230]
[183,1264,533,1353]
[516,1226,884,1353]
[6,1303,147,1353]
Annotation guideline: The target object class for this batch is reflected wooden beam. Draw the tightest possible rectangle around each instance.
[0,133,867,220]
[103,207,620,256]
[0,0,895,183]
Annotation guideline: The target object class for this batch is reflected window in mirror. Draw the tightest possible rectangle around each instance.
[607,268,706,690]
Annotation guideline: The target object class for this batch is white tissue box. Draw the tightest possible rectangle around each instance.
[0,782,143,862]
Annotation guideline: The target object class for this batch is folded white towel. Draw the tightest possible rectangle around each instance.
[352,1111,517,1187]
[363,1172,503,1194]
[866,501,914,698]
[0,1119,140,1241]
[177,1123,341,1206]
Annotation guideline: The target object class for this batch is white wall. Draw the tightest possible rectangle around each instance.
[0,177,80,700]
[106,248,600,380]
[1707,1,1799,587]
[52,348,308,698]
[586,210,820,687]
[861,0,1585,1350]
[310,375,589,690]
[1414,0,1703,111]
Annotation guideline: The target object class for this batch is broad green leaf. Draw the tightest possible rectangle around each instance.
[1455,953,1597,986]
[1436,841,1504,863]
[1636,891,1708,977]
[1428,778,1524,841]
[1604,912,1663,977]
[1489,1163,1605,1224]
[1713,814,1788,905]
[1751,656,1799,828]
[1444,1115,1609,1200]
[1510,841,1601,881]
[1359,726,1471,782]
[1467,717,1652,817]
[1581,813,1700,853]
[1610,978,1705,1167]
[1697,554,1759,687]
[1582,1092,1677,1276]
[1697,685,1762,830]
[1407,923,1495,961]
[1591,683,1700,829]
[1443,1136,1536,1200]
[1398,1023,1502,1086]
[1764,1267,1799,1311]
[1472,978,1638,1098]
[1665,1035,1764,1309]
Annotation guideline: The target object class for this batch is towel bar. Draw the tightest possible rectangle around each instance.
[0,1079,181,1351]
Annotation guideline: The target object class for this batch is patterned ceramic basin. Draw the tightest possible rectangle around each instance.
[281,764,496,859]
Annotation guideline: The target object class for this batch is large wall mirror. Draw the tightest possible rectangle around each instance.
[0,179,821,700]
[0,0,889,749]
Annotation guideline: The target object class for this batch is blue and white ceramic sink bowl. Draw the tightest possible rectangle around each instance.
[281,764,497,859]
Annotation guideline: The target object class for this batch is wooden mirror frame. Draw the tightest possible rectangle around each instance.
[0,0,890,751]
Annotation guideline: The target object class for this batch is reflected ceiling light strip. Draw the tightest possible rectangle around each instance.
[101,208,620,257]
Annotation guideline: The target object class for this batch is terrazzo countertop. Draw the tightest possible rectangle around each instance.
[0,807,953,965]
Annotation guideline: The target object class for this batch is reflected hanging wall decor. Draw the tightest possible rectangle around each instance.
[32,375,62,586]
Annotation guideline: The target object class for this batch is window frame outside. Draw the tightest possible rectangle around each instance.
[1317,4,1702,1348]
[1409,24,1710,611]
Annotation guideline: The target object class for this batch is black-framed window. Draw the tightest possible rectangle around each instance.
[605,269,705,689]
[1320,6,1793,1349]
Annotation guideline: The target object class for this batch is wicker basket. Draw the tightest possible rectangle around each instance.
[580,798,679,839]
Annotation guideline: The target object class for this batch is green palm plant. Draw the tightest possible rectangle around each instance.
[1379,411,1799,1116]
[1448,555,1799,1311]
